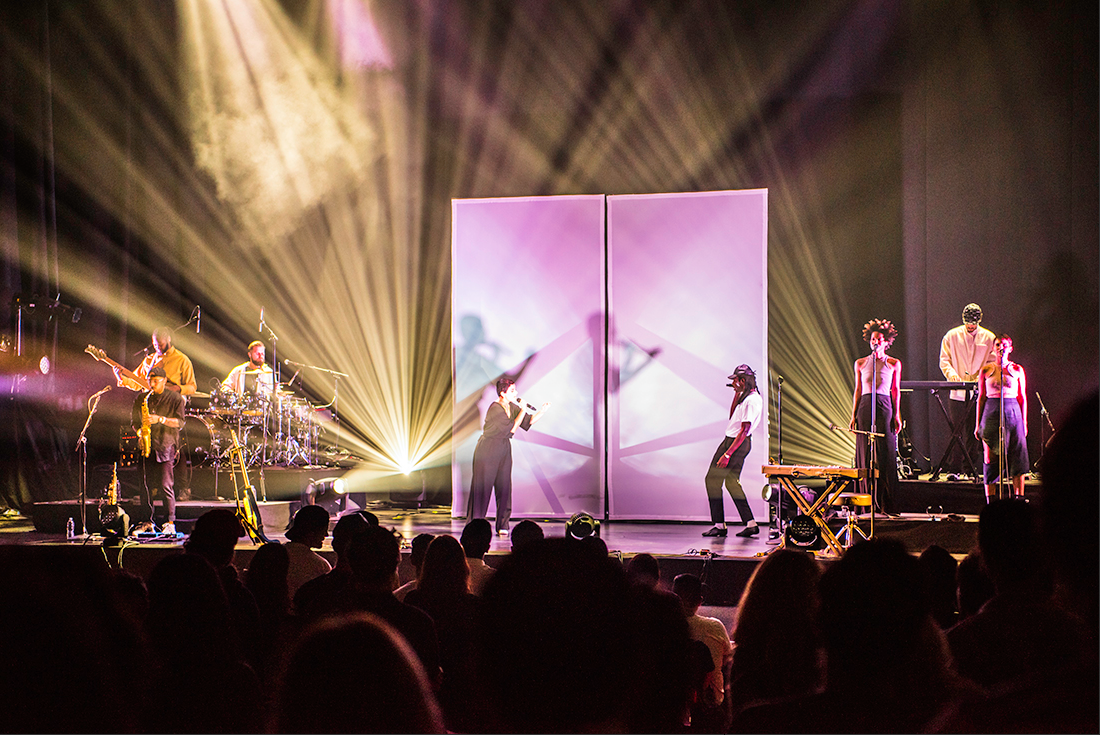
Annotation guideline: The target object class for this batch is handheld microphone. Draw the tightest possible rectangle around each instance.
[258,307,264,333]
[195,305,201,334]
[512,397,539,415]
[827,422,841,432]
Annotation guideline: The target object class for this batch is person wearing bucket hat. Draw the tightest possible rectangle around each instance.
[939,303,996,478]
[702,365,763,538]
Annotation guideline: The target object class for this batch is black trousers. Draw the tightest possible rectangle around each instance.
[704,436,754,525]
[855,394,897,514]
[140,444,177,524]
[468,435,513,534]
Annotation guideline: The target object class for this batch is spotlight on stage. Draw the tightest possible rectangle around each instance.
[785,514,824,551]
[303,476,348,515]
[565,511,600,540]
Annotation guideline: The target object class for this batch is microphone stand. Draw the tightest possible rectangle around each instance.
[1034,392,1056,472]
[75,386,113,538]
[286,360,350,456]
[259,319,280,475]
[997,363,1008,501]
[771,374,786,540]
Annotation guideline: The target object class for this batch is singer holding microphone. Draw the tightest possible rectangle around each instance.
[468,377,550,537]
[849,318,902,516]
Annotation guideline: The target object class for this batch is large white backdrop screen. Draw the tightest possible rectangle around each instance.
[607,190,768,520]
[451,196,606,520]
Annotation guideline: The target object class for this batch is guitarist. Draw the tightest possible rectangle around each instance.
[131,366,186,534]
[114,326,197,503]
[114,326,197,397]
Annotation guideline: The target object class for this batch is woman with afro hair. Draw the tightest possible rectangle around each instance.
[849,318,902,516]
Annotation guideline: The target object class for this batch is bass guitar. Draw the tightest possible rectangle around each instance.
[84,344,150,390]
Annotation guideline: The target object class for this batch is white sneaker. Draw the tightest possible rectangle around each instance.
[161,522,176,535]
[498,529,509,538]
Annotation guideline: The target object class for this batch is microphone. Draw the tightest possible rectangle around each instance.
[827,422,841,432]
[195,305,201,334]
[259,307,264,333]
[777,375,785,384]
[512,397,539,415]
[133,345,151,357]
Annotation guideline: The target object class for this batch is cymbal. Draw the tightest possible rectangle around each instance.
[191,391,211,399]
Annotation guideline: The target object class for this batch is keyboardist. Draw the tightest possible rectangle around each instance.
[939,303,995,476]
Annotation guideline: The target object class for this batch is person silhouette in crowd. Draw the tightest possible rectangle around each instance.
[336,524,441,685]
[145,552,262,733]
[184,508,261,667]
[476,537,693,733]
[673,573,734,732]
[273,612,445,734]
[395,532,435,601]
[954,548,995,625]
[726,548,823,721]
[405,535,482,731]
[509,518,544,552]
[244,541,292,685]
[734,539,978,733]
[919,544,960,630]
[293,510,375,620]
[283,505,332,598]
[626,552,662,590]
[460,518,496,595]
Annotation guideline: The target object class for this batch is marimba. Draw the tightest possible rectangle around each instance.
[761,464,875,555]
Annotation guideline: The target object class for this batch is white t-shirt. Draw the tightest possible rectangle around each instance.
[725,391,763,437]
[688,614,733,705]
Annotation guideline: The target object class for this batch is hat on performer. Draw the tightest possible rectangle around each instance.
[727,364,756,381]
[962,303,983,324]
[148,365,167,378]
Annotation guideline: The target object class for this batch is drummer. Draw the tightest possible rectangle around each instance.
[222,340,275,396]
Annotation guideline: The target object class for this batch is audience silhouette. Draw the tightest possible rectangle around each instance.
[16,394,1099,735]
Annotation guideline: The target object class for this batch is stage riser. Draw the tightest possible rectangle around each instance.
[897,479,987,515]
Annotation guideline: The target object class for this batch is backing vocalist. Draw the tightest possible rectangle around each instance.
[467,378,550,537]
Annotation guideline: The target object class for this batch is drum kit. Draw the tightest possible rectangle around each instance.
[188,371,325,469]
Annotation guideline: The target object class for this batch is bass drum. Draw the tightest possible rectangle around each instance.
[184,411,226,467]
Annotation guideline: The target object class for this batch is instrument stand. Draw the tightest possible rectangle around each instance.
[929,389,980,480]
[74,386,113,538]
[758,465,875,558]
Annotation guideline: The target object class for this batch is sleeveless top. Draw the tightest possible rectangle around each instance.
[858,355,897,396]
[983,363,1021,399]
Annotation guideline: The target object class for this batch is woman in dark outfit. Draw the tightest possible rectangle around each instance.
[468,377,550,536]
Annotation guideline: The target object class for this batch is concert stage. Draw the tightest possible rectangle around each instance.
[18,484,986,606]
